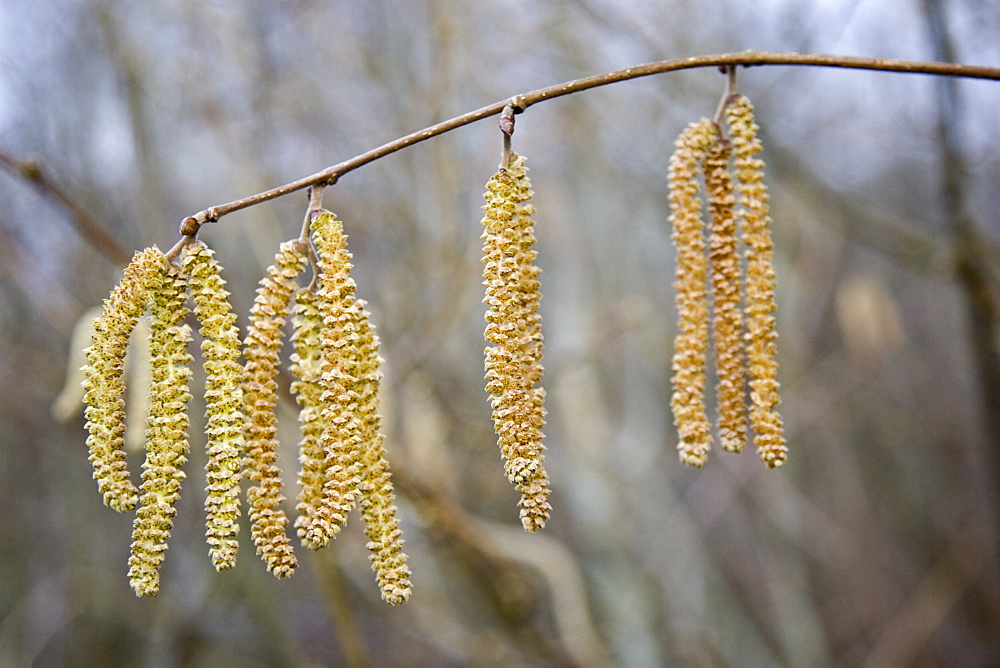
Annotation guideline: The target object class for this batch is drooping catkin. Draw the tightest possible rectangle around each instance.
[482,155,550,532]
[668,119,718,467]
[289,288,329,543]
[83,247,167,512]
[726,95,787,468]
[703,138,748,453]
[355,301,412,605]
[181,241,245,570]
[306,211,365,548]
[128,264,192,597]
[243,240,308,578]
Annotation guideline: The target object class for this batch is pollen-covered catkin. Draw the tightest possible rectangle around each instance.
[703,138,748,453]
[128,264,192,597]
[289,288,328,542]
[726,95,787,468]
[182,241,245,570]
[243,240,308,578]
[306,211,365,548]
[355,302,412,605]
[83,247,167,512]
[482,155,550,532]
[668,119,718,467]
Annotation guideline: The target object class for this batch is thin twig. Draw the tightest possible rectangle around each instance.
[179,50,1000,232]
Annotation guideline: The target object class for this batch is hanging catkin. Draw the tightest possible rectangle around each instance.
[182,241,246,570]
[290,287,329,543]
[128,263,192,597]
[355,300,412,605]
[243,240,308,577]
[481,155,551,532]
[668,119,719,467]
[726,95,787,468]
[309,210,411,603]
[83,247,166,512]
[306,211,365,548]
[703,137,748,453]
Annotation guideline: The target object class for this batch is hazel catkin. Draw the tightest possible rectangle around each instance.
[290,287,329,543]
[668,119,719,467]
[83,247,167,512]
[306,211,365,548]
[243,239,308,578]
[703,137,748,454]
[481,155,550,532]
[726,95,787,468]
[182,241,246,570]
[128,263,192,597]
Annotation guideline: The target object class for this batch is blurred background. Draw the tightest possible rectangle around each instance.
[1,0,999,665]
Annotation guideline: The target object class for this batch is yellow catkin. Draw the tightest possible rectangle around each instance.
[355,301,412,605]
[668,119,719,467]
[128,264,192,597]
[703,137,748,453]
[482,155,550,532]
[726,95,787,468]
[306,211,365,548]
[182,241,245,570]
[243,240,308,578]
[289,288,328,542]
[83,247,166,512]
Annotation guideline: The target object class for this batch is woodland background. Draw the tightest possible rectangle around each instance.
[1,1,999,666]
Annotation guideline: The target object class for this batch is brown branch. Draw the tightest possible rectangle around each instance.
[0,150,132,266]
[180,50,1000,232]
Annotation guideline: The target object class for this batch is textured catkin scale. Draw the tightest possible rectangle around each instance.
[354,304,412,605]
[289,288,328,542]
[306,211,365,549]
[128,264,193,597]
[83,246,168,512]
[481,156,550,533]
[668,119,719,467]
[242,240,308,578]
[703,138,748,454]
[181,241,245,570]
[726,95,787,468]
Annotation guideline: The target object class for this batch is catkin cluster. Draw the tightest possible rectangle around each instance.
[481,153,551,533]
[667,95,786,468]
[82,88,788,603]
[83,216,411,603]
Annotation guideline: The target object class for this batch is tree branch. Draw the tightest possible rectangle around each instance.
[180,50,1000,233]
[0,150,132,265]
